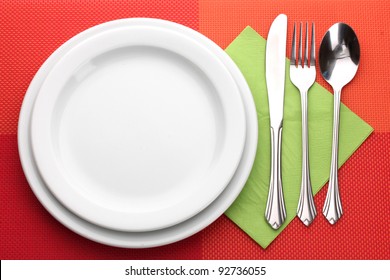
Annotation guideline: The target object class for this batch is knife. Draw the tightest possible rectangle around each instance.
[264,14,287,229]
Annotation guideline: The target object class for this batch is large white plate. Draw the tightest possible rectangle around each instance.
[18,18,258,247]
[29,23,246,232]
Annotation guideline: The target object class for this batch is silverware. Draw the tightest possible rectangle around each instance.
[319,23,360,224]
[265,14,287,229]
[290,22,317,226]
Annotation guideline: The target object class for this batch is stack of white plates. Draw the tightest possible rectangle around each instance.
[18,18,258,248]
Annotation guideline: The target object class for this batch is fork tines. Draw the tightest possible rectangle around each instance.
[291,22,315,67]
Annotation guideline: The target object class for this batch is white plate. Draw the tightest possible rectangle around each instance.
[18,18,258,247]
[30,23,246,231]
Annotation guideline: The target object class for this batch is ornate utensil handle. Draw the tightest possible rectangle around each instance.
[265,124,286,229]
[323,88,343,224]
[297,91,317,226]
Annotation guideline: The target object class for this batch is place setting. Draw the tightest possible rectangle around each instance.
[18,15,369,248]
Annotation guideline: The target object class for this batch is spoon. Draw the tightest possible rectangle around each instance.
[319,23,360,224]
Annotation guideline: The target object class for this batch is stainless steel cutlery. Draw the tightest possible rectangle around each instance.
[265,14,288,230]
[290,22,317,226]
[264,16,360,228]
[319,23,360,224]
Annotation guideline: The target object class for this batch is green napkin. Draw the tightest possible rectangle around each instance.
[224,27,373,248]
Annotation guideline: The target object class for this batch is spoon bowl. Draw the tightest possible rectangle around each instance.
[319,23,360,90]
[319,23,360,224]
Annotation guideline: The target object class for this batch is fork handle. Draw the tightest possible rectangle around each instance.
[265,124,286,229]
[297,91,317,226]
[323,88,343,224]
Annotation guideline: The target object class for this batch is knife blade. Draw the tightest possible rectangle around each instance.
[264,14,287,229]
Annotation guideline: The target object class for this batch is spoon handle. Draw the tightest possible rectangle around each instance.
[323,89,343,224]
[297,91,317,226]
[265,124,286,229]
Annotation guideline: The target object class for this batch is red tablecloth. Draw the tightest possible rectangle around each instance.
[0,0,388,259]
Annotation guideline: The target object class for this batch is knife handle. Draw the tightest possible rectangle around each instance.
[265,125,286,229]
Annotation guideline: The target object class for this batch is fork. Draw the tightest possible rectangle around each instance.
[290,22,317,226]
